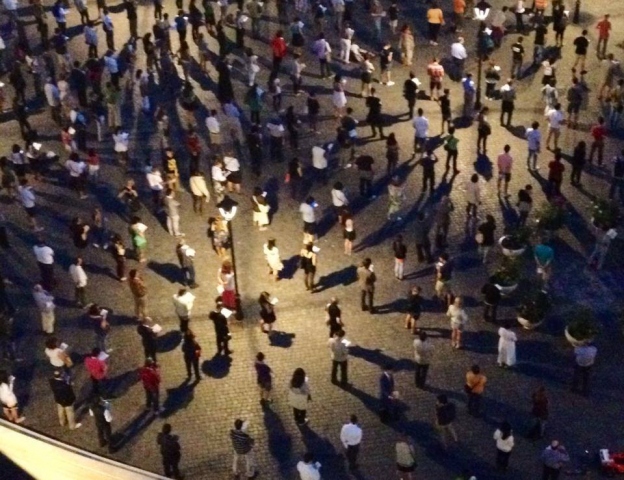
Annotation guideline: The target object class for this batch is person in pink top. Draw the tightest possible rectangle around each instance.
[84,347,109,397]
[497,145,514,197]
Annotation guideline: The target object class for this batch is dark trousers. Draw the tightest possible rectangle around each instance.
[38,262,55,291]
[145,388,160,412]
[572,364,591,395]
[414,362,429,388]
[345,444,360,469]
[542,465,561,480]
[319,58,330,78]
[143,342,157,362]
[293,407,307,424]
[216,333,230,355]
[331,360,348,384]
[88,44,98,58]
[571,166,583,185]
[178,315,189,332]
[272,56,282,75]
[269,137,284,162]
[407,98,416,118]
[483,303,498,322]
[91,377,109,399]
[467,392,482,416]
[422,173,435,193]
[184,355,200,379]
[500,104,514,126]
[95,419,112,447]
[75,286,87,306]
[496,449,511,472]
[163,454,181,479]
[360,289,374,312]
[416,239,432,263]
[371,121,384,138]
[182,265,196,286]
[446,150,458,171]
[105,30,114,50]
[359,176,373,197]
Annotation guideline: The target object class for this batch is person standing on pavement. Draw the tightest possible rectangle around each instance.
[526,121,542,170]
[157,423,182,479]
[379,364,397,421]
[595,14,611,59]
[443,126,459,172]
[357,258,376,313]
[418,150,438,195]
[481,280,501,322]
[571,342,597,396]
[230,419,256,478]
[33,284,56,334]
[181,330,201,382]
[448,296,468,349]
[49,370,81,430]
[434,196,454,248]
[164,189,183,237]
[366,88,384,138]
[176,240,199,288]
[254,352,273,403]
[392,234,407,280]
[541,440,570,480]
[173,288,195,332]
[547,151,565,197]
[102,8,115,51]
[435,394,458,450]
[465,364,487,417]
[450,37,467,81]
[499,79,516,127]
[355,154,375,198]
[328,329,349,386]
[493,421,514,473]
[289,368,311,426]
[572,29,589,72]
[88,304,112,353]
[462,74,476,120]
[530,386,549,439]
[412,108,429,157]
[497,145,513,197]
[414,211,433,263]
[69,256,88,307]
[588,116,607,166]
[137,317,158,361]
[129,269,149,320]
[510,36,524,79]
[139,358,163,415]
[209,298,232,356]
[340,414,362,471]
[477,214,496,263]
[497,327,517,368]
[403,72,418,119]
[299,242,318,292]
[33,238,55,291]
[405,286,422,333]
[88,396,113,452]
[435,252,454,307]
[414,331,434,388]
[84,348,109,397]
[570,141,586,187]
[395,433,417,480]
[545,104,564,151]
[297,452,322,480]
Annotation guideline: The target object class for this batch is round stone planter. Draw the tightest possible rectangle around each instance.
[499,236,526,257]
[564,326,593,347]
[517,316,543,330]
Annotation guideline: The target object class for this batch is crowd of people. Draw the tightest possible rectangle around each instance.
[0,0,621,478]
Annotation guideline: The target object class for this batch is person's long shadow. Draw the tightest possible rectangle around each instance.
[300,426,350,480]
[264,176,281,218]
[373,298,404,315]
[474,153,494,180]
[349,345,397,368]
[268,330,295,348]
[280,255,299,280]
[110,410,156,452]
[147,261,182,284]
[157,330,183,353]
[262,405,293,476]
[498,196,519,227]
[202,354,232,378]
[162,379,198,417]
[107,368,140,399]
[313,265,357,293]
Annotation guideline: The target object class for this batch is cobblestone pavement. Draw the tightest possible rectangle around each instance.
[1,0,624,479]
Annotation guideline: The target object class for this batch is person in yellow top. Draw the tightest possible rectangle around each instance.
[164,148,180,192]
[453,0,466,32]
[465,364,487,417]
[427,1,445,46]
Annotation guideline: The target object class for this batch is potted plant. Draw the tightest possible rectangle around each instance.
[517,290,551,329]
[490,257,521,295]
[591,199,620,230]
[535,199,566,239]
[499,226,532,257]
[565,307,600,346]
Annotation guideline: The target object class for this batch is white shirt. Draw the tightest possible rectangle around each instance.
[18,185,35,208]
[45,347,66,367]
[206,115,220,133]
[173,291,195,317]
[526,128,541,151]
[212,165,227,182]
[102,14,114,31]
[113,133,129,152]
[34,245,54,264]
[190,175,210,198]
[451,42,467,60]
[312,146,328,169]
[0,380,17,408]
[299,203,315,223]
[547,109,564,129]
[297,462,321,480]
[493,430,515,452]
[340,423,362,447]
[69,264,88,287]
[146,171,164,191]
[224,156,240,173]
[413,116,429,138]
[331,189,348,207]
[65,159,86,177]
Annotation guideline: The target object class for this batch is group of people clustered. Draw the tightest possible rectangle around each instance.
[0,0,618,478]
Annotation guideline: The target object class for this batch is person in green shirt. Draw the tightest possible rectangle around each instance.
[444,126,460,173]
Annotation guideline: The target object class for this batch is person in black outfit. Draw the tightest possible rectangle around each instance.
[533,16,547,64]
[69,61,88,107]
[365,88,384,138]
[158,423,182,479]
[12,97,33,140]
[481,281,501,323]
[414,212,433,264]
[570,141,586,187]
[418,150,438,194]
[49,370,81,430]
[403,72,418,119]
[209,297,232,355]
[247,126,263,177]
[8,64,27,104]
[89,397,113,452]
[355,155,375,198]
[181,329,201,381]
[137,318,158,361]
[326,297,343,337]
[125,0,138,39]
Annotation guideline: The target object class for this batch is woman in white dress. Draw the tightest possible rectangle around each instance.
[251,188,270,230]
[332,75,348,118]
[263,238,283,281]
[447,296,468,349]
[497,327,517,367]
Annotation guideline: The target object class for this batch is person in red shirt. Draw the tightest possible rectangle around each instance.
[596,14,611,59]
[186,127,202,172]
[547,151,565,197]
[139,358,163,414]
[84,347,109,397]
[271,31,287,76]
[427,57,445,101]
[589,117,607,166]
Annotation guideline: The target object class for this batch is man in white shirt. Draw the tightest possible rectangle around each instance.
[526,121,541,170]
[44,78,61,124]
[299,197,317,244]
[33,284,56,334]
[18,178,43,231]
[311,144,329,184]
[340,414,362,470]
[69,256,88,307]
[412,108,430,156]
[33,238,55,290]
[205,110,221,148]
[450,37,468,80]
[545,103,564,151]
[297,452,321,480]
[173,288,195,332]
[146,167,164,211]
[102,8,115,50]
